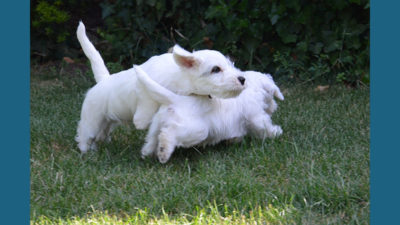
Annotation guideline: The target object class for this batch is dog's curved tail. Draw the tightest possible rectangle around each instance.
[273,87,284,101]
[263,73,284,101]
[77,21,110,83]
[133,65,177,105]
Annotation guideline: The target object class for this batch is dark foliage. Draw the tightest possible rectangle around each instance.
[31,0,369,85]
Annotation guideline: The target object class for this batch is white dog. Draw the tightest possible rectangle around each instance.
[75,22,246,153]
[133,65,284,163]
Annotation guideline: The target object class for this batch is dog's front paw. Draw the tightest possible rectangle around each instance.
[141,153,148,159]
[141,143,156,159]
[141,149,153,159]
[157,147,170,164]
[270,125,283,137]
[134,119,150,130]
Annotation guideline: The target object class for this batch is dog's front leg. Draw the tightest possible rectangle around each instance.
[141,133,159,159]
[141,116,163,158]
[133,97,159,130]
[156,126,177,163]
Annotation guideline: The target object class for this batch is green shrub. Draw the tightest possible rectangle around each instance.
[31,0,101,60]
[31,0,370,85]
[31,1,70,58]
[97,0,209,63]
[99,0,369,85]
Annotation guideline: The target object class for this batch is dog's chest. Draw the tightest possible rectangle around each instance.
[201,103,246,145]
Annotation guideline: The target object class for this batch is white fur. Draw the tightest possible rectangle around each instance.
[75,22,246,153]
[133,65,284,163]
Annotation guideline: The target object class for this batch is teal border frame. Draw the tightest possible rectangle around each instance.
[0,1,30,224]
[371,1,400,224]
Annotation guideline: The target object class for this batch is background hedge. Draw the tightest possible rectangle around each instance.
[31,0,369,85]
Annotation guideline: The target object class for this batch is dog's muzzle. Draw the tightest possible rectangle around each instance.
[237,76,245,85]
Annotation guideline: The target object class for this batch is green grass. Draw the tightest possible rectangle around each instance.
[30,64,369,224]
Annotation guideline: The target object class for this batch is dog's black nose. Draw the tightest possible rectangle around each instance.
[237,76,245,85]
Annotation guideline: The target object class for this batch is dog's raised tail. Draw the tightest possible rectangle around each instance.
[77,21,110,83]
[133,65,176,105]
[264,73,284,101]
[274,88,284,101]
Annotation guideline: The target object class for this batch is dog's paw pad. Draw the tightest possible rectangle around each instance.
[157,149,170,164]
[158,155,168,164]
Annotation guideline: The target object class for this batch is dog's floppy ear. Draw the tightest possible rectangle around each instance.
[172,45,200,69]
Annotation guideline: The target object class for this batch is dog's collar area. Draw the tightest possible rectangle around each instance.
[189,93,213,99]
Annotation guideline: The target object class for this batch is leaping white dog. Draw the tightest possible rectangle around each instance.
[75,22,246,153]
[133,65,284,163]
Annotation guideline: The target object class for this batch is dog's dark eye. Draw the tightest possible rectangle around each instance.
[211,66,221,73]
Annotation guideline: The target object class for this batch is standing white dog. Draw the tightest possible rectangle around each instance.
[133,65,284,163]
[75,22,246,153]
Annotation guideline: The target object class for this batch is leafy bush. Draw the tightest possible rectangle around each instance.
[31,0,70,58]
[31,0,102,60]
[99,0,369,85]
[31,0,370,85]
[97,0,209,63]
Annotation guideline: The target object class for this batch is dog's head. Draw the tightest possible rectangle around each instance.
[172,45,246,98]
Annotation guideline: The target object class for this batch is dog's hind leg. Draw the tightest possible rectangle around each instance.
[104,122,118,143]
[76,122,97,153]
[95,119,115,143]
[76,114,107,153]
[250,114,282,139]
[76,137,93,153]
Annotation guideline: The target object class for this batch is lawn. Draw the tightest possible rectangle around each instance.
[30,63,369,224]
